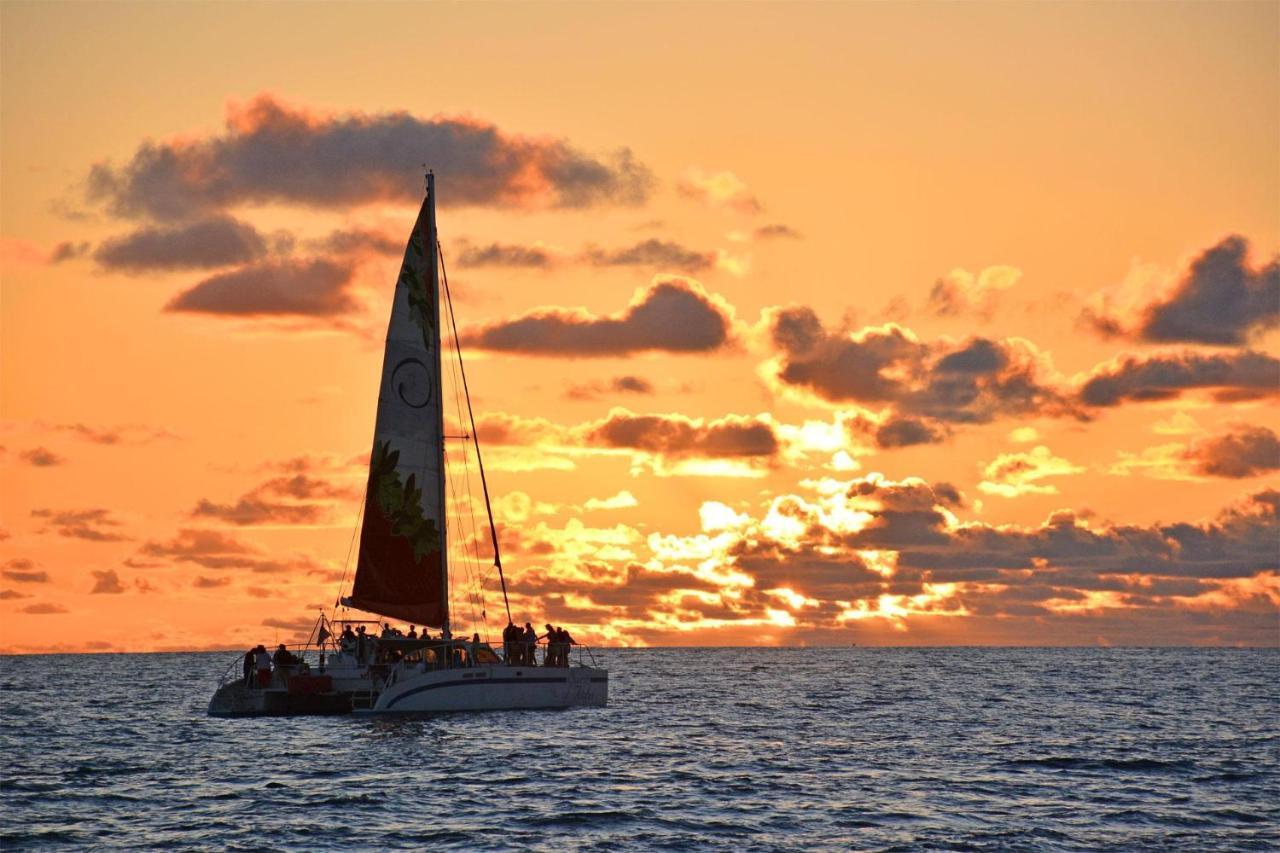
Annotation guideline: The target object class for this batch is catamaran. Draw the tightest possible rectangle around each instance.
[208,174,608,716]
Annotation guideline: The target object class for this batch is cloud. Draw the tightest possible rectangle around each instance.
[766,308,1073,440]
[0,590,32,600]
[978,445,1085,498]
[86,93,653,220]
[1117,426,1280,481]
[19,447,64,467]
[753,224,801,241]
[51,422,179,445]
[194,576,232,588]
[460,277,736,356]
[1077,350,1280,407]
[454,241,557,269]
[875,417,947,449]
[584,491,640,511]
[676,168,762,214]
[191,472,356,525]
[583,239,715,272]
[137,528,295,572]
[1188,425,1280,479]
[20,603,69,615]
[2,566,50,583]
[565,375,655,400]
[30,508,129,542]
[308,226,402,257]
[49,241,90,262]
[581,409,779,460]
[93,216,268,272]
[165,257,358,317]
[90,569,126,594]
[927,266,1021,321]
[1083,236,1279,345]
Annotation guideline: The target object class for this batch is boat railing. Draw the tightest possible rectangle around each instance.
[214,642,319,688]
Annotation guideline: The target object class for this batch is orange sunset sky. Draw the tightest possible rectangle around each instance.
[1,2,1277,653]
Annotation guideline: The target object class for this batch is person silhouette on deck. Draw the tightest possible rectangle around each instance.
[407,625,418,639]
[242,648,254,687]
[522,623,537,666]
[502,621,517,664]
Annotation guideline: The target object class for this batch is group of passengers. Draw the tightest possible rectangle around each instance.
[501,621,576,667]
[313,620,578,670]
[241,643,302,688]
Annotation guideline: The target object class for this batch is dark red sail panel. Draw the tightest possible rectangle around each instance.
[347,480,445,627]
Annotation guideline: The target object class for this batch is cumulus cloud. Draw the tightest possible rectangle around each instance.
[676,168,762,214]
[20,603,69,615]
[93,216,268,272]
[454,241,557,270]
[192,473,356,526]
[194,576,232,588]
[136,528,296,573]
[31,508,128,542]
[453,238,719,273]
[165,257,358,317]
[565,375,655,400]
[753,224,801,241]
[1189,425,1280,478]
[766,308,1073,442]
[86,93,653,220]
[308,226,402,257]
[2,563,50,583]
[582,409,779,460]
[90,569,127,594]
[460,277,736,356]
[584,491,640,511]
[582,239,715,271]
[978,445,1085,498]
[19,447,64,467]
[49,241,90,263]
[51,423,178,445]
[1077,350,1279,407]
[1115,425,1280,481]
[1082,236,1279,345]
[927,266,1021,320]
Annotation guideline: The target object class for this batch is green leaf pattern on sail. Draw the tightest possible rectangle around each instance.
[399,226,434,342]
[370,438,441,560]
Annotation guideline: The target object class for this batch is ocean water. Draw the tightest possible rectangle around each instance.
[1,647,1277,850]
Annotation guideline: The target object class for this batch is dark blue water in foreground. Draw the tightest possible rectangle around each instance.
[1,648,1277,850]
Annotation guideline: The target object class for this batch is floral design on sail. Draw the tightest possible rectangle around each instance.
[369,439,440,560]
[347,192,447,627]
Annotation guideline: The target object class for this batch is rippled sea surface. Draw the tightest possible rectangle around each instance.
[2,648,1278,850]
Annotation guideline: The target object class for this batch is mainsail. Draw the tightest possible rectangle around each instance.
[347,178,448,629]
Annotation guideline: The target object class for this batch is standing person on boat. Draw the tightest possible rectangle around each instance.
[502,621,516,664]
[469,633,482,667]
[242,648,254,687]
[407,625,417,639]
[355,625,367,663]
[560,627,577,666]
[522,623,537,666]
[254,645,272,687]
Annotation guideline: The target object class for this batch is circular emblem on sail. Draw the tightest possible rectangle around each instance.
[391,357,433,409]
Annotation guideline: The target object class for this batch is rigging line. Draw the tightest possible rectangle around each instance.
[328,490,367,627]
[446,332,492,634]
[438,241,512,624]
[442,311,489,637]
[443,447,476,633]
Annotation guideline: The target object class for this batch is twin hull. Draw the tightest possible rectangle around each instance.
[208,664,607,717]
[370,664,608,713]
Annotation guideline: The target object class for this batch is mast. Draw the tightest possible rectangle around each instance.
[427,171,449,639]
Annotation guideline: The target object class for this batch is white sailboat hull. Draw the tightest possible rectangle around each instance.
[366,664,608,713]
